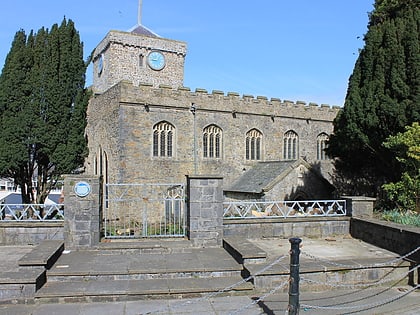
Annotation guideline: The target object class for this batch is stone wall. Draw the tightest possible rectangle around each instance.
[223,217,350,239]
[350,218,420,263]
[93,31,187,93]
[86,81,339,195]
[0,222,63,245]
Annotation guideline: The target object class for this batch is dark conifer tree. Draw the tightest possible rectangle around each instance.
[0,18,89,204]
[327,0,419,196]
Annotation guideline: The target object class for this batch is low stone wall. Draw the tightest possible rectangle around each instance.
[350,218,420,263]
[223,217,350,239]
[0,222,64,245]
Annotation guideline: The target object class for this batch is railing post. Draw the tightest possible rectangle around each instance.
[288,237,302,315]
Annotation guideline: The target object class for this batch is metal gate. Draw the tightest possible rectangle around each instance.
[103,183,186,239]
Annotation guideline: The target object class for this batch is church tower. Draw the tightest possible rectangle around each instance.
[92,1,187,93]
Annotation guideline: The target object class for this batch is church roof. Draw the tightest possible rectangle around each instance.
[226,160,298,194]
[129,24,160,37]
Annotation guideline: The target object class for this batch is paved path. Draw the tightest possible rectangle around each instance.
[1,295,263,315]
[1,286,419,314]
[1,237,419,314]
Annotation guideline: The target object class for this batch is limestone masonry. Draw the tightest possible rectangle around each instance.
[86,24,340,200]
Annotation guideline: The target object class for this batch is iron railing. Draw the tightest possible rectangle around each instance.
[223,200,346,218]
[104,183,186,238]
[0,203,64,221]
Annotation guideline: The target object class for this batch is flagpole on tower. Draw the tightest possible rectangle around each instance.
[138,0,143,26]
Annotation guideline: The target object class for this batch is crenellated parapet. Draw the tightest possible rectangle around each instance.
[117,81,340,122]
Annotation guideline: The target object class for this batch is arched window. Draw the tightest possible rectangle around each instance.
[246,129,262,160]
[283,130,298,160]
[203,125,222,158]
[153,121,175,157]
[317,133,329,160]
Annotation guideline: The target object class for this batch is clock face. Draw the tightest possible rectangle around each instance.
[147,51,165,71]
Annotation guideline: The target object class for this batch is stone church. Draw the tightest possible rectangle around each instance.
[85,17,340,201]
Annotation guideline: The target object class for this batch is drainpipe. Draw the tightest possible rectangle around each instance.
[190,103,197,174]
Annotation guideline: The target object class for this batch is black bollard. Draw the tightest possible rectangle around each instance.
[288,237,302,315]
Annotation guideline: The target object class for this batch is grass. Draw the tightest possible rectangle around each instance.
[380,209,420,228]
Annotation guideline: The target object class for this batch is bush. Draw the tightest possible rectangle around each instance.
[381,209,420,227]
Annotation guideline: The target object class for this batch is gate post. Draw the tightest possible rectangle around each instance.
[63,175,102,249]
[288,237,302,315]
[186,175,223,248]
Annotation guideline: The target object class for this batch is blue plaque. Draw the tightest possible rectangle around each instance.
[74,181,91,197]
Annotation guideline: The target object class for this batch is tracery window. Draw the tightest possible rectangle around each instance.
[283,130,298,160]
[153,121,174,157]
[246,129,262,160]
[203,125,222,158]
[317,133,329,160]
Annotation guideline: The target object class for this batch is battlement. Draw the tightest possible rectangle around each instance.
[116,81,340,122]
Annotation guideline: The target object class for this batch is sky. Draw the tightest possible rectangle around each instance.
[0,0,375,107]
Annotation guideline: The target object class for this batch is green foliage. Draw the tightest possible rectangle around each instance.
[381,209,420,227]
[382,122,420,212]
[383,122,420,164]
[0,18,89,203]
[382,172,420,211]
[327,0,420,197]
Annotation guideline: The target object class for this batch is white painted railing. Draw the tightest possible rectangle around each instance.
[0,204,64,221]
[223,200,346,218]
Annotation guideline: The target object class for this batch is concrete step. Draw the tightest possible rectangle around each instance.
[223,237,413,292]
[0,268,45,301]
[247,257,411,291]
[47,247,243,282]
[96,238,193,254]
[18,240,64,269]
[1,241,64,301]
[223,237,267,264]
[33,246,253,302]
[34,275,254,303]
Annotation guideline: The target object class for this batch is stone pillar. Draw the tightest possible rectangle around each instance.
[63,175,102,249]
[344,196,376,218]
[187,175,223,248]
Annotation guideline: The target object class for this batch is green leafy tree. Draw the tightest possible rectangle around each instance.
[382,122,420,212]
[327,0,420,196]
[0,18,89,204]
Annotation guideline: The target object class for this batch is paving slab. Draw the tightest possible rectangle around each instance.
[247,236,401,260]
[260,285,420,315]
[1,237,419,314]
[3,286,418,315]
[48,247,243,278]
[0,245,34,273]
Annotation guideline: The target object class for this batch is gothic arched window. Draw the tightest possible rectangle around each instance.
[203,125,222,158]
[283,130,298,160]
[153,121,175,157]
[317,133,329,160]
[246,129,262,160]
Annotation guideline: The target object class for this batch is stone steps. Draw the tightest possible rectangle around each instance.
[224,237,412,292]
[247,257,410,291]
[34,276,253,303]
[0,240,64,301]
[33,242,254,303]
[18,240,64,269]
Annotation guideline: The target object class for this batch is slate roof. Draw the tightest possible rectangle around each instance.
[129,24,160,37]
[226,160,298,194]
